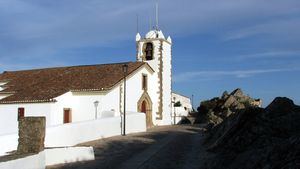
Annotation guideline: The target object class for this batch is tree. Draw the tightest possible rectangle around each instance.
[174,101,182,107]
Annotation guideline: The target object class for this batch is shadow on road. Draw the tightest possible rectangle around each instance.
[47,125,207,169]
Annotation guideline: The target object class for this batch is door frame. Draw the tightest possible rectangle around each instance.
[137,92,153,128]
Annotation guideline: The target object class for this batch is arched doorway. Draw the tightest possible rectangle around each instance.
[137,92,153,128]
[141,101,147,114]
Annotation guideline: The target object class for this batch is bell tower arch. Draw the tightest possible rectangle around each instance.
[143,42,154,61]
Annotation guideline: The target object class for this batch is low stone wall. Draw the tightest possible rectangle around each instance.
[45,147,94,166]
[0,151,45,169]
[45,112,146,147]
[0,113,146,156]
[17,117,45,154]
[0,133,18,156]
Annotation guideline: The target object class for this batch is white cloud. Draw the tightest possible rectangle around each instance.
[222,18,300,41]
[0,60,68,72]
[173,68,299,82]
[237,50,300,60]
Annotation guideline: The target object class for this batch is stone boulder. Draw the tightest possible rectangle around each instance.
[202,97,300,169]
[222,95,237,108]
[195,88,261,126]
[221,91,229,100]
[230,88,244,97]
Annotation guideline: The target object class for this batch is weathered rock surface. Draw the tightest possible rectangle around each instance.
[203,97,300,169]
[17,117,45,154]
[195,88,261,126]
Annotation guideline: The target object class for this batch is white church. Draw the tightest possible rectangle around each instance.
[0,28,193,137]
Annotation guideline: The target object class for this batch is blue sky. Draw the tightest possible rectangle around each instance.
[0,0,299,107]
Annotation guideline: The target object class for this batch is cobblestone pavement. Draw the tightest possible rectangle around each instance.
[47,125,211,169]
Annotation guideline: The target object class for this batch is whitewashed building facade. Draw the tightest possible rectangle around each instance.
[0,29,173,135]
[171,92,193,124]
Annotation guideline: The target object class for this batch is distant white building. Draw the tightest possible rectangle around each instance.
[0,28,174,135]
[171,92,193,124]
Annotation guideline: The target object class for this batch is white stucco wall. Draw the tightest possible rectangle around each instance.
[174,107,189,117]
[45,147,94,166]
[0,103,52,135]
[171,93,192,124]
[172,107,189,124]
[101,86,120,116]
[45,112,146,147]
[172,92,193,112]
[147,68,159,125]
[124,66,154,113]
[0,146,95,169]
[0,113,146,156]
[0,133,18,156]
[50,92,74,125]
[0,151,45,169]
[161,40,172,125]
[50,88,120,125]
[52,92,104,125]
[45,116,121,147]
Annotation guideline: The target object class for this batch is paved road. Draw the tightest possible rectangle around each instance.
[48,125,211,169]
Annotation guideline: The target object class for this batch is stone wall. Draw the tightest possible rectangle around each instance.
[17,117,45,154]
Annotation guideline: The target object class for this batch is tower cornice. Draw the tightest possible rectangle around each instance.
[138,38,172,45]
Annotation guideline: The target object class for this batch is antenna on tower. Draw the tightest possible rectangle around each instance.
[136,14,139,33]
[155,1,159,30]
[149,15,152,31]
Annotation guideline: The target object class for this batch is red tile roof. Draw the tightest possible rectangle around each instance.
[0,62,147,104]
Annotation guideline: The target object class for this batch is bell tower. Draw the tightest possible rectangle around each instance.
[136,29,172,125]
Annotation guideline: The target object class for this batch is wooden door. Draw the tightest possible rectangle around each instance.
[141,100,153,128]
[18,107,25,121]
[141,101,147,113]
[63,109,72,124]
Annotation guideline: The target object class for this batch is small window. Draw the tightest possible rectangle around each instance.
[63,108,72,124]
[18,107,25,120]
[142,75,148,90]
[145,43,153,60]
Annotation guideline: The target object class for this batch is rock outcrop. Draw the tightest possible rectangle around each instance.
[195,88,261,126]
[202,97,300,169]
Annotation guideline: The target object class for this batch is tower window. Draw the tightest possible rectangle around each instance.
[142,74,148,90]
[144,43,153,60]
